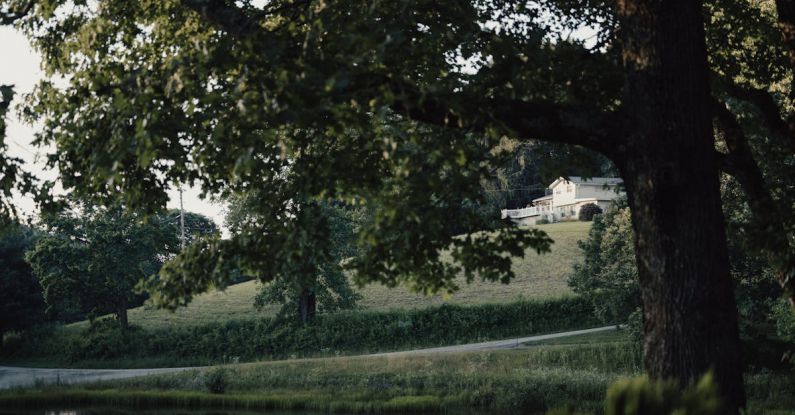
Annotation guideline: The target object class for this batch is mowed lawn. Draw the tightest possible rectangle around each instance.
[73,221,590,330]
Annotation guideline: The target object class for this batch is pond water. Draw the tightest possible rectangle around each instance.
[0,410,470,415]
[3,405,499,415]
[1,410,341,415]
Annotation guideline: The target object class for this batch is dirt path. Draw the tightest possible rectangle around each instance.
[0,366,200,390]
[368,325,618,357]
[0,325,617,389]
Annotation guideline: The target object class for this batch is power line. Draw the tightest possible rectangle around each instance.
[179,185,185,250]
[7,138,36,157]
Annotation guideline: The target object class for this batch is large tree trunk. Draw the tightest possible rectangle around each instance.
[617,0,745,411]
[298,288,316,325]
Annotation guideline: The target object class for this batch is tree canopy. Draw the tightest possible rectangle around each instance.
[255,204,363,323]
[1,0,787,301]
[25,204,216,328]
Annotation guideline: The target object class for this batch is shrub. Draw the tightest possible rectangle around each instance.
[772,298,795,342]
[536,218,550,225]
[77,318,145,359]
[1,297,601,364]
[605,373,723,415]
[578,203,603,221]
[569,201,639,324]
[772,299,795,365]
[203,367,229,394]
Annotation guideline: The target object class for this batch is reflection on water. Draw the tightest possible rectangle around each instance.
[4,409,335,415]
[1,407,487,415]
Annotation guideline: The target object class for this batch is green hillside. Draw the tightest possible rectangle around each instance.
[76,221,590,331]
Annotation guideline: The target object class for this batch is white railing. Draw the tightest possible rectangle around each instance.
[500,206,540,219]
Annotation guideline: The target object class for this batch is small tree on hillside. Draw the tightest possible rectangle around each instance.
[569,200,639,324]
[225,194,363,324]
[0,225,45,347]
[25,205,208,329]
[578,203,603,222]
[164,209,221,245]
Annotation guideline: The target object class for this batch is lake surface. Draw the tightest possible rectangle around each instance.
[1,410,340,415]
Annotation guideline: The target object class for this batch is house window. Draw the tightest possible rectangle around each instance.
[567,185,573,193]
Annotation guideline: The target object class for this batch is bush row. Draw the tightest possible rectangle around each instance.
[3,296,603,364]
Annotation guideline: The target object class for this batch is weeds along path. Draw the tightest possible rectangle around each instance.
[0,325,618,389]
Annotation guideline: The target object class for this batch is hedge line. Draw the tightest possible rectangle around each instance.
[3,296,603,364]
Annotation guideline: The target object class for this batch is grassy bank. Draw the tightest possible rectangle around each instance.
[1,341,639,414]
[1,296,603,368]
[1,222,592,368]
[62,222,589,332]
[0,389,452,414]
[3,340,793,414]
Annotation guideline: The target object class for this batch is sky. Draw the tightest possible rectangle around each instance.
[0,26,228,230]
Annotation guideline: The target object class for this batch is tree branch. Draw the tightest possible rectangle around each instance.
[178,0,625,156]
[179,1,624,158]
[491,99,623,156]
[713,98,795,307]
[388,80,624,157]
[721,81,795,154]
[0,0,34,25]
[775,0,795,88]
[179,0,308,37]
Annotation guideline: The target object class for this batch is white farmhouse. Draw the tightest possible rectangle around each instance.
[501,177,623,225]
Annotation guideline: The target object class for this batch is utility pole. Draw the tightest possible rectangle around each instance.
[179,185,185,250]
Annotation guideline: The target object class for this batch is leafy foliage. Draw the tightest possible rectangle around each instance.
[25,204,213,326]
[578,203,603,222]
[569,200,639,324]
[720,176,786,339]
[773,298,795,344]
[9,0,598,308]
[203,367,229,394]
[164,209,220,245]
[0,224,45,341]
[4,1,795,406]
[572,184,787,342]
[705,0,795,304]
[605,373,723,415]
[3,296,600,363]
[0,85,41,227]
[247,200,364,321]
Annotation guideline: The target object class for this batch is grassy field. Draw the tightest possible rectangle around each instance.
[3,339,793,414]
[0,342,642,414]
[73,222,590,331]
[522,329,630,347]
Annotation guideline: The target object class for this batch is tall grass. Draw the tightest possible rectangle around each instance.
[3,342,793,414]
[0,389,451,414]
[2,296,603,367]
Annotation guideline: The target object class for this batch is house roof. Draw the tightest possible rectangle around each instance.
[548,176,623,189]
[532,194,553,201]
